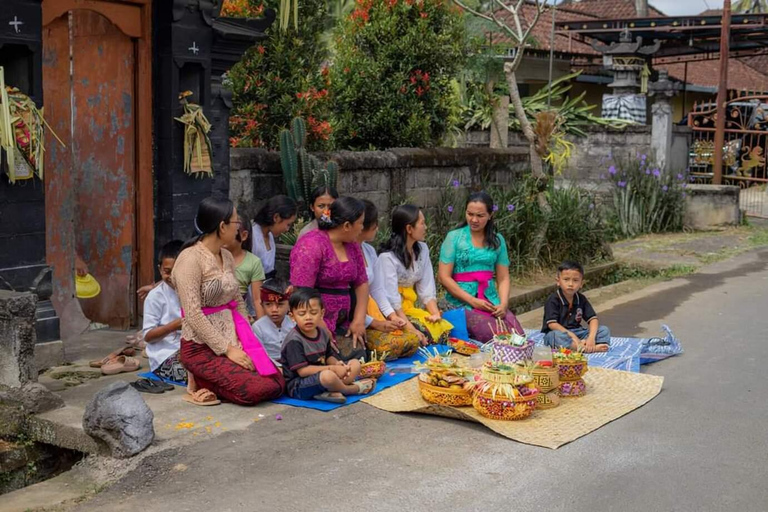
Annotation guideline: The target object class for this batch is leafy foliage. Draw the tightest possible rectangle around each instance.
[603,155,688,239]
[224,0,333,150]
[330,0,469,150]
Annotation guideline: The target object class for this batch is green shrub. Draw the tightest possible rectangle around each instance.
[604,155,688,239]
[225,0,333,151]
[330,0,468,150]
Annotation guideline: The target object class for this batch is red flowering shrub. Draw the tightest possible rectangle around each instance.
[330,0,468,149]
[223,0,333,150]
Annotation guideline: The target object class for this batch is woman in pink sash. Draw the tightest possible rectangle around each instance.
[437,191,523,343]
[173,197,285,406]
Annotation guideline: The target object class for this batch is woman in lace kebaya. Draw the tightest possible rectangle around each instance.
[437,191,523,343]
[289,196,369,361]
[373,205,453,346]
[173,197,285,406]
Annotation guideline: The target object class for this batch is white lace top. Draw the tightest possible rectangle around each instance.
[373,242,437,317]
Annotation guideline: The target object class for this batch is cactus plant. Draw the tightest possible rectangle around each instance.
[279,116,338,215]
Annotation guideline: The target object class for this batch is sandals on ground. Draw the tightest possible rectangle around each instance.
[88,346,136,368]
[182,388,221,406]
[101,355,141,375]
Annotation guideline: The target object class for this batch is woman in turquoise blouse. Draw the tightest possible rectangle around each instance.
[438,191,523,342]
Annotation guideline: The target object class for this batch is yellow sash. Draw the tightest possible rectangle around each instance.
[398,286,453,342]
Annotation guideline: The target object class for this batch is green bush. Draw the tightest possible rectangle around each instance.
[416,176,607,276]
[225,0,333,150]
[330,0,468,150]
[604,155,688,239]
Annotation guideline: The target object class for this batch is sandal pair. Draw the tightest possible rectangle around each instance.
[130,378,174,394]
[182,388,221,406]
[101,355,142,375]
[88,346,136,368]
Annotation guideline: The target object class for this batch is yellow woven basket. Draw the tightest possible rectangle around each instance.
[557,359,588,382]
[360,360,386,380]
[532,366,560,393]
[417,379,473,407]
[536,390,561,409]
[472,389,539,421]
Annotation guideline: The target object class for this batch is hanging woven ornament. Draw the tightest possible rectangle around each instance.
[174,91,213,178]
[1,67,65,183]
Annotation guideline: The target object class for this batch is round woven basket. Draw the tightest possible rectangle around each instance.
[418,379,473,407]
[472,389,539,421]
[532,366,560,393]
[536,390,561,409]
[490,341,534,365]
[558,377,586,398]
[480,366,533,386]
[359,361,386,380]
[557,359,588,382]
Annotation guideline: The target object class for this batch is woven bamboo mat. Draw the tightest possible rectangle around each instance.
[361,367,664,449]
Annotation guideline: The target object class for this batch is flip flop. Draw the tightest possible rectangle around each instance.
[101,355,142,375]
[152,379,175,392]
[182,388,221,406]
[88,346,136,368]
[130,379,165,394]
[313,392,347,404]
[354,379,375,395]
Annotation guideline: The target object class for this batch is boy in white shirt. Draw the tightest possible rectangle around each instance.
[143,240,188,383]
[251,279,295,363]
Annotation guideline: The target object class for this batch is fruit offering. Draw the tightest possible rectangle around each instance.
[553,348,588,382]
[448,337,480,356]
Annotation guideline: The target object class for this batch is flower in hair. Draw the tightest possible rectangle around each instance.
[320,207,332,224]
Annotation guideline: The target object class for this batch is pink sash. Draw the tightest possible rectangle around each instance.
[453,270,494,302]
[183,300,277,376]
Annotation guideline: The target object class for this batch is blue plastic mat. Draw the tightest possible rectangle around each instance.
[525,324,683,373]
[270,347,451,411]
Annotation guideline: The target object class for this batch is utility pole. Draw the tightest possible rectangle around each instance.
[713,0,732,185]
[635,0,648,17]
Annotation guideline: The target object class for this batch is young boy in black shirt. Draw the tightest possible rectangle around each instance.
[279,287,375,404]
[541,260,610,353]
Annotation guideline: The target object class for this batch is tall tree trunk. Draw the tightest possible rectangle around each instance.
[504,65,551,263]
[504,65,544,179]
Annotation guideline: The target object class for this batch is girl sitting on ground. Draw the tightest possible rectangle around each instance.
[437,191,524,342]
[252,195,298,280]
[173,197,284,406]
[358,200,421,359]
[226,217,266,319]
[373,205,452,346]
[297,185,339,241]
[289,196,370,361]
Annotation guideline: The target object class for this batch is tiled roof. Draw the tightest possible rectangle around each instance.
[559,0,666,18]
[663,58,768,92]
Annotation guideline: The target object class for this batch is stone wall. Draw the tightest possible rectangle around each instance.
[230,147,530,219]
[684,185,741,230]
[464,125,691,181]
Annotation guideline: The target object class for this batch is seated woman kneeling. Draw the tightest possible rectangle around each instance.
[373,205,452,346]
[173,197,284,406]
[358,200,421,359]
[437,192,523,343]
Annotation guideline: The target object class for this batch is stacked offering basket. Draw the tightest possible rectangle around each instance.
[471,364,539,421]
[488,332,534,365]
[532,363,561,409]
[554,349,588,398]
[415,348,474,407]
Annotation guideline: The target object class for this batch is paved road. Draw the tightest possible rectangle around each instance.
[75,249,768,512]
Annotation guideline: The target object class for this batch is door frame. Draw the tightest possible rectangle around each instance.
[42,0,154,304]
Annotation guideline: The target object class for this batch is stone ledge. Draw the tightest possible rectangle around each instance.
[231,146,529,173]
[684,184,741,230]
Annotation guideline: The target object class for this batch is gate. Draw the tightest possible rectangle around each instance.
[42,0,153,334]
[688,91,768,218]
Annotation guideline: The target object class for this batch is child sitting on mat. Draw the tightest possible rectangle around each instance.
[143,240,190,383]
[251,278,295,363]
[542,260,610,353]
[279,287,375,404]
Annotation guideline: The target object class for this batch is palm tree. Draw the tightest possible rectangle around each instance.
[733,0,768,13]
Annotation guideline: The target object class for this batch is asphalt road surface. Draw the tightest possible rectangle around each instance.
[74,249,768,512]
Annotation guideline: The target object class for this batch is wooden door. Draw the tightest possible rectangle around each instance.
[43,7,138,331]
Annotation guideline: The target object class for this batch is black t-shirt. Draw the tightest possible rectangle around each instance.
[279,327,340,388]
[541,289,597,333]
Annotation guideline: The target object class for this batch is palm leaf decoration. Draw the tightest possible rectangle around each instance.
[175,91,214,178]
